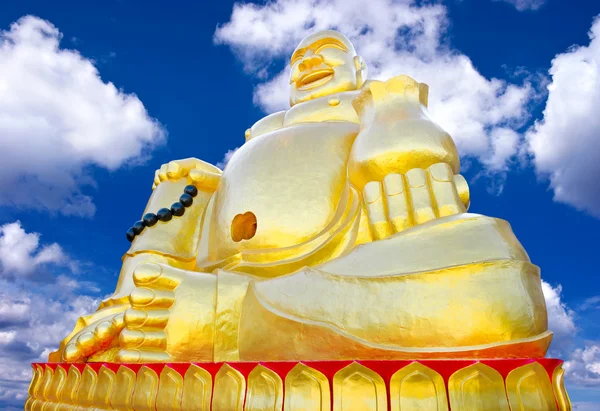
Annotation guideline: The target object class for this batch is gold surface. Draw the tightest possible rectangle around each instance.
[94,365,116,409]
[448,363,510,411]
[45,365,66,406]
[246,365,284,411]
[24,366,39,411]
[28,361,571,410]
[182,364,212,410]
[333,362,387,411]
[506,362,557,411]
[553,365,572,411]
[61,364,81,409]
[49,29,551,368]
[132,366,159,411]
[284,363,330,411]
[390,362,448,411]
[111,365,136,410]
[156,366,183,411]
[77,365,98,407]
[33,365,52,411]
[213,364,245,411]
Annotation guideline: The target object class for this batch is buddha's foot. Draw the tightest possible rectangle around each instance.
[26,358,571,410]
[117,262,217,363]
[48,306,128,363]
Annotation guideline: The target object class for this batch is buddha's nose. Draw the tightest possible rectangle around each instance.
[299,55,324,72]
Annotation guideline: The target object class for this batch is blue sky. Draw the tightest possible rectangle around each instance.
[0,0,599,409]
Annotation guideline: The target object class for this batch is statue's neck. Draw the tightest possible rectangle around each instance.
[284,90,362,127]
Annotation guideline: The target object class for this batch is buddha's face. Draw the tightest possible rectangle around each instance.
[289,30,366,106]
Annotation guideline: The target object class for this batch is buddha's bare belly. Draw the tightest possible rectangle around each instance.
[207,121,359,264]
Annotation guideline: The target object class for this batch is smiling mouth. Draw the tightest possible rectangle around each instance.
[296,69,334,90]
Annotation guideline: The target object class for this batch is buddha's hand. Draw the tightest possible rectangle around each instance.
[117,262,217,363]
[363,163,470,240]
[353,75,428,113]
[152,157,222,191]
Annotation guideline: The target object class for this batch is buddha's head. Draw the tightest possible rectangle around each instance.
[289,30,367,106]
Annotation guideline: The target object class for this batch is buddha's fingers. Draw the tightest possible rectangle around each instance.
[189,169,221,191]
[158,163,169,182]
[454,174,471,209]
[94,313,125,350]
[124,308,170,329]
[167,157,203,179]
[62,336,89,362]
[116,349,170,363]
[406,168,437,225]
[63,343,82,362]
[64,333,93,362]
[383,173,411,233]
[75,331,98,355]
[133,262,182,291]
[152,170,160,190]
[120,329,167,350]
[428,163,466,217]
[363,181,392,240]
[63,314,124,362]
[129,287,175,309]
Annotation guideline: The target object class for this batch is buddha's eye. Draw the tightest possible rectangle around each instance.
[315,43,347,54]
[290,54,304,65]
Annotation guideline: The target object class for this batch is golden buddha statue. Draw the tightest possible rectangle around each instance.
[49,29,550,366]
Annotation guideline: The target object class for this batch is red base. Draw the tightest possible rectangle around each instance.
[34,357,563,385]
[27,358,571,410]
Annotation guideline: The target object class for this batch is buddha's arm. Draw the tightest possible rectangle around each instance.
[50,158,220,363]
[113,158,221,300]
[348,76,470,241]
[348,75,461,188]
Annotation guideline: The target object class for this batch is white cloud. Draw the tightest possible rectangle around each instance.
[495,0,546,11]
[0,221,71,276]
[217,147,240,169]
[565,344,600,387]
[526,17,600,217]
[579,296,600,312]
[0,331,16,344]
[214,0,538,172]
[542,281,577,346]
[541,281,600,390]
[0,221,101,409]
[0,16,165,217]
[0,287,99,409]
[573,402,600,411]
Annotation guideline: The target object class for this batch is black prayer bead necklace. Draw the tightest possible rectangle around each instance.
[126,185,199,242]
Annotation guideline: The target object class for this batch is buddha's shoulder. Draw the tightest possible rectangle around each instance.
[245,111,287,142]
[244,91,365,142]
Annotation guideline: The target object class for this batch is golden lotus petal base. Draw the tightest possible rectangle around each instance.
[26,359,571,410]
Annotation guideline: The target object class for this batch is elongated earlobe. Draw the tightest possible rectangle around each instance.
[354,55,367,87]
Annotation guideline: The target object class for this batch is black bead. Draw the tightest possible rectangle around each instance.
[171,202,185,217]
[157,208,172,222]
[180,193,193,207]
[184,185,198,197]
[143,212,158,227]
[132,221,145,235]
[126,228,136,242]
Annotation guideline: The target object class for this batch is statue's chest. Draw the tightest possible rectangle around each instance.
[209,122,358,260]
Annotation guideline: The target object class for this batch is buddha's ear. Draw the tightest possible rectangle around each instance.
[354,55,368,87]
